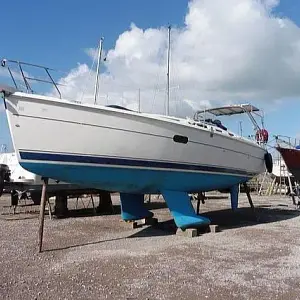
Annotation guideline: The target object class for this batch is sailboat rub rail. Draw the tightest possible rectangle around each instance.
[1,58,64,99]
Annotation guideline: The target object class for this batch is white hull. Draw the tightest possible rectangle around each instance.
[272,158,293,178]
[3,92,266,193]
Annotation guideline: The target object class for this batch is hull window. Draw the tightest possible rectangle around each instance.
[173,135,188,144]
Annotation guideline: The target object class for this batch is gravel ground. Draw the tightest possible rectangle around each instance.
[1,192,300,299]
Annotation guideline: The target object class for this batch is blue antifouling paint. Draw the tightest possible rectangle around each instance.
[21,162,250,194]
[162,190,210,230]
[120,193,153,221]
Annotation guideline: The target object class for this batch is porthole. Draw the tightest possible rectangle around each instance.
[173,135,188,144]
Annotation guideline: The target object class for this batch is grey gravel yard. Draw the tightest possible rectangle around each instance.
[1,193,300,300]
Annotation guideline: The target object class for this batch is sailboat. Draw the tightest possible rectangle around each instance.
[0,30,272,229]
[276,146,300,181]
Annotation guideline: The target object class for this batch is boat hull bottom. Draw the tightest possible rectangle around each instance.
[276,147,300,181]
[20,162,252,229]
[20,162,251,194]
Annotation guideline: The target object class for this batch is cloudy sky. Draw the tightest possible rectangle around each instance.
[56,0,300,116]
[1,0,300,148]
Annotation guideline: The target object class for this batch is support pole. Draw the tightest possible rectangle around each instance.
[230,185,239,211]
[54,194,69,218]
[243,182,255,213]
[96,191,114,214]
[47,198,52,220]
[38,178,48,253]
[196,198,200,215]
[90,195,96,215]
[287,172,296,206]
[196,192,205,215]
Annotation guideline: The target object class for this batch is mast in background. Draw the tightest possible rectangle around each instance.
[166,25,171,116]
[138,88,141,113]
[94,37,104,104]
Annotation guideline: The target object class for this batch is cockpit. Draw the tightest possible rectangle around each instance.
[203,118,227,131]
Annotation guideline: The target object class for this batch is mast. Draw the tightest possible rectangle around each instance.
[166,25,171,116]
[138,88,141,113]
[94,37,104,104]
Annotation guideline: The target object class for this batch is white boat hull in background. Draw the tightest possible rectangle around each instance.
[0,152,97,199]
[272,158,293,178]
[0,152,61,185]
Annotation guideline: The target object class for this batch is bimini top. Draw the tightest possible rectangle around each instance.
[196,104,259,116]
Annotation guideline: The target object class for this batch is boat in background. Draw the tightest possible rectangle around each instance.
[276,146,300,182]
[274,135,300,182]
[272,156,293,179]
[0,150,103,204]
[0,49,272,229]
[1,151,46,185]
[272,152,294,186]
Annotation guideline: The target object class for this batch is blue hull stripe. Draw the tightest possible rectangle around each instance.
[19,151,257,177]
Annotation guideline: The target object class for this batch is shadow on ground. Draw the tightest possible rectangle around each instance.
[64,201,169,218]
[203,206,300,227]
[129,205,300,238]
[43,205,300,253]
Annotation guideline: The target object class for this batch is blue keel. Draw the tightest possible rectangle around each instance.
[230,184,239,210]
[162,190,210,230]
[120,193,154,221]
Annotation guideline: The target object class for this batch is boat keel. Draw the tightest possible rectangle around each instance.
[120,193,154,221]
[162,190,210,230]
[230,184,239,210]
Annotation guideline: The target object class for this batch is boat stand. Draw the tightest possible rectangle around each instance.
[126,216,158,229]
[286,173,300,209]
[242,182,255,213]
[230,183,256,214]
[176,224,220,237]
[191,192,205,215]
[38,178,48,253]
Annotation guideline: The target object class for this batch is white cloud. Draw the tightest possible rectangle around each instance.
[263,0,280,10]
[55,0,300,117]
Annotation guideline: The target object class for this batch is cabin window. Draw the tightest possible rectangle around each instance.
[196,123,208,129]
[173,135,188,144]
